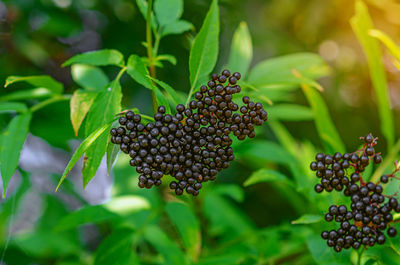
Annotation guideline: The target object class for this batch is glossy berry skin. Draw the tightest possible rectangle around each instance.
[313,134,399,252]
[110,70,268,196]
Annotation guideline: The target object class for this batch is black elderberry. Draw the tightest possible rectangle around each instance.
[110,70,267,196]
[311,134,400,252]
[380,175,389,183]
[388,227,397,237]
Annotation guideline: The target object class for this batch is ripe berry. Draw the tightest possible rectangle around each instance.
[388,227,397,237]
[110,70,268,196]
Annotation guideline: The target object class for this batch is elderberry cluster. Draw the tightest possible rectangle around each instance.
[110,70,268,196]
[310,134,400,252]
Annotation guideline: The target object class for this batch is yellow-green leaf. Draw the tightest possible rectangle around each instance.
[70,90,98,136]
[351,1,394,147]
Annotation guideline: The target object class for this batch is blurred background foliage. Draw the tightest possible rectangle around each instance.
[1,0,400,264]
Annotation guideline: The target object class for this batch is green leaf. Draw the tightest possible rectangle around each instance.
[235,140,295,166]
[149,76,183,106]
[351,1,394,147]
[306,234,351,265]
[243,169,293,187]
[187,0,219,103]
[301,84,345,154]
[0,87,55,101]
[266,104,313,121]
[364,259,379,265]
[0,102,27,114]
[213,184,244,202]
[0,112,31,197]
[226,22,252,78]
[62,49,124,67]
[82,80,122,187]
[291,214,322,225]
[5,75,63,94]
[161,20,193,36]
[106,133,120,175]
[126,54,155,90]
[55,205,119,231]
[203,193,253,236]
[103,195,151,215]
[247,53,329,87]
[197,255,244,265]
[126,55,170,112]
[56,122,111,191]
[14,230,80,257]
[268,121,313,190]
[154,0,183,26]
[165,202,201,259]
[143,225,188,265]
[369,29,400,68]
[388,223,400,255]
[136,0,158,30]
[156,54,177,65]
[56,195,150,231]
[70,90,97,136]
[94,228,135,265]
[71,64,109,90]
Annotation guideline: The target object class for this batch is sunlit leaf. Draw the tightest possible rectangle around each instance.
[266,104,313,121]
[247,53,329,88]
[62,49,124,67]
[5,75,63,94]
[0,88,55,101]
[71,64,109,90]
[226,22,252,78]
[291,214,322,225]
[369,29,400,68]
[70,90,97,136]
[351,1,394,147]
[244,169,293,187]
[301,84,345,154]
[104,195,151,215]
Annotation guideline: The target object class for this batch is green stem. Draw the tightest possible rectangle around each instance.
[370,138,400,183]
[116,66,127,82]
[30,95,71,113]
[145,0,158,114]
[153,29,161,56]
